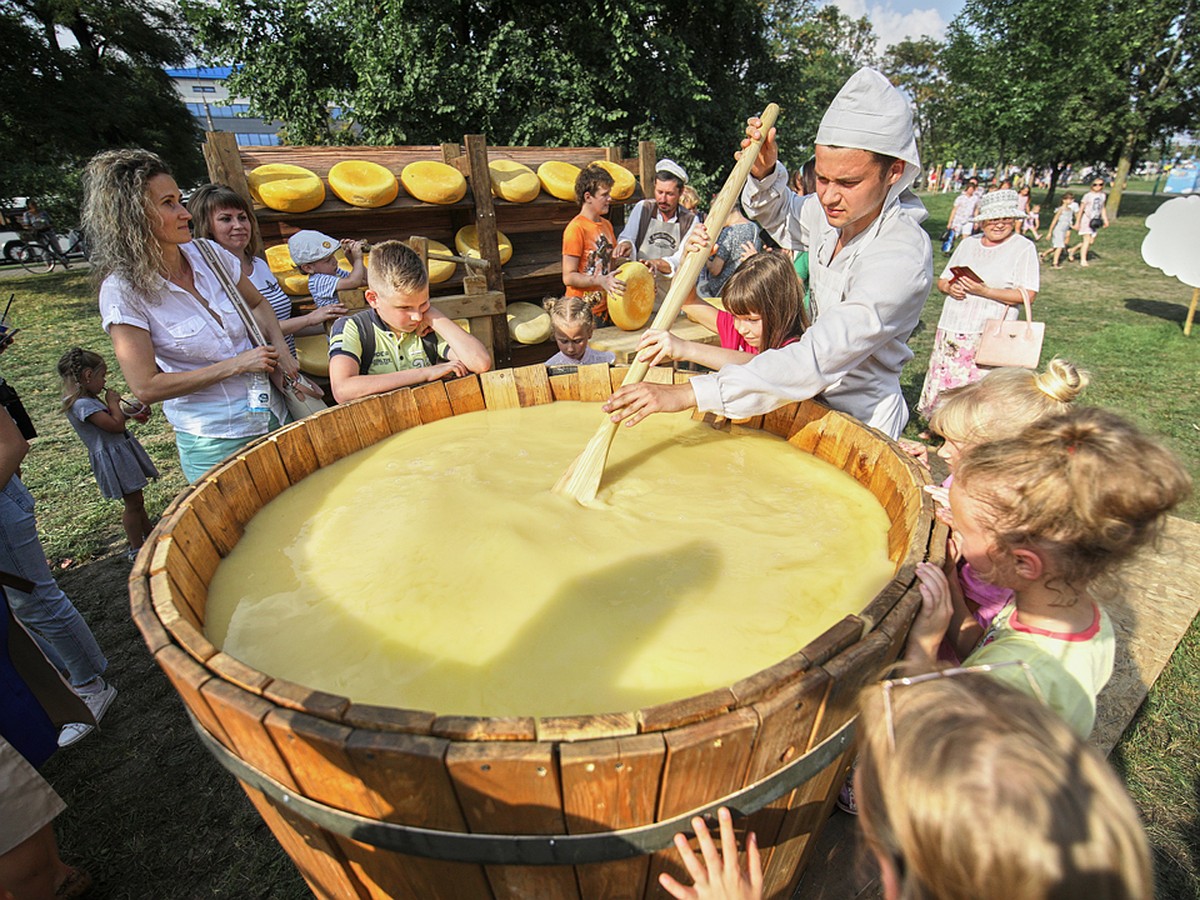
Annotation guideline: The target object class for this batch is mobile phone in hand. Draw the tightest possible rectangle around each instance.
[950,266,982,283]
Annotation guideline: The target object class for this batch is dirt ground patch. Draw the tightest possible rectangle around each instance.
[39,554,306,898]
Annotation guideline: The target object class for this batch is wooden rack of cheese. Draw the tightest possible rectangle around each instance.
[202,132,657,366]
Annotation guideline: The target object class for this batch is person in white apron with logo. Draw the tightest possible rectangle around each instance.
[604,67,933,440]
[615,159,698,304]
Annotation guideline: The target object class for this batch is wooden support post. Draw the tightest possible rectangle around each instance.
[1186,287,1199,337]
[639,140,657,200]
[441,141,468,174]
[605,145,629,230]
[203,131,261,256]
[464,134,510,366]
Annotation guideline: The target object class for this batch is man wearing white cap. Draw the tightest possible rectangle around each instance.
[614,159,699,301]
[605,68,933,438]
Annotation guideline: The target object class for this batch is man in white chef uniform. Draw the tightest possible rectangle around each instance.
[604,68,933,439]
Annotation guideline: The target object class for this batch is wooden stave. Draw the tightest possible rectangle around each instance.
[130,363,935,899]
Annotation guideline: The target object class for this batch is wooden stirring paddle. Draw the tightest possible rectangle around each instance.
[554,103,780,504]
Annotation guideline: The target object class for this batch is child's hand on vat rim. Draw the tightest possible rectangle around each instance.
[659,806,763,900]
[904,561,954,665]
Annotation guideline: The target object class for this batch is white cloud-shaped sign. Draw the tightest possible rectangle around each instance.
[1142,195,1200,288]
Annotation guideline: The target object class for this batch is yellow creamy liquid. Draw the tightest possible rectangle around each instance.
[205,403,895,717]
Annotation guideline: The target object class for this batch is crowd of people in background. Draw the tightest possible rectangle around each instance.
[1,64,1188,900]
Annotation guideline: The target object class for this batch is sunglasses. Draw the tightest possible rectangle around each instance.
[880,661,1044,751]
[1092,182,1104,187]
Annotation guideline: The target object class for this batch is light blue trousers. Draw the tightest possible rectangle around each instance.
[0,476,107,687]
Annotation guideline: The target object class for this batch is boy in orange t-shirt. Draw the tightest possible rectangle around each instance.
[562,164,623,324]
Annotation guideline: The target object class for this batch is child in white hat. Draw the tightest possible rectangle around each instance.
[287,229,367,307]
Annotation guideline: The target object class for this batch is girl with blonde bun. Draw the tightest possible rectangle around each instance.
[924,358,1089,662]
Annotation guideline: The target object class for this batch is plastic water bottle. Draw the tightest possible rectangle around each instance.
[247,372,271,419]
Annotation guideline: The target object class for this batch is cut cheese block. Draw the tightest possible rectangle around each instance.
[489,159,541,203]
[592,160,637,200]
[425,239,456,284]
[295,333,331,378]
[505,301,553,344]
[455,225,513,265]
[400,161,467,204]
[608,261,655,330]
[265,244,296,275]
[248,163,325,213]
[328,160,399,208]
[279,271,311,297]
[537,161,582,201]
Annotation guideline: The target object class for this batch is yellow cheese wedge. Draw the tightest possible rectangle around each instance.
[505,301,553,344]
[488,159,541,203]
[455,225,513,265]
[537,161,582,201]
[608,261,655,330]
[591,160,637,200]
[279,271,311,297]
[328,160,399,208]
[400,161,467,204]
[295,333,331,378]
[247,163,325,213]
[425,239,456,284]
[265,244,295,275]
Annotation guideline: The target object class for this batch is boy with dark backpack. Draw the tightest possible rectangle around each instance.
[327,241,491,403]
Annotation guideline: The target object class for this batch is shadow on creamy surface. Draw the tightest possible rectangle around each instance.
[205,403,895,717]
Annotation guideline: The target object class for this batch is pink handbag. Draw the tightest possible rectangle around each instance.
[975,287,1043,369]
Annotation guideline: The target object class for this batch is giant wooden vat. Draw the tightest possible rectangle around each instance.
[129,364,940,899]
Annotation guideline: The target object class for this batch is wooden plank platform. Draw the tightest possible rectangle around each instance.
[792,513,1200,899]
[590,314,721,364]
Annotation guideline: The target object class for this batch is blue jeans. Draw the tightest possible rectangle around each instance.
[0,476,107,687]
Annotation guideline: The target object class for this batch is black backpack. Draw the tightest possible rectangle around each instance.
[348,309,442,376]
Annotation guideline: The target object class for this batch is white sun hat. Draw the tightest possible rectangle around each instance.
[973,189,1024,223]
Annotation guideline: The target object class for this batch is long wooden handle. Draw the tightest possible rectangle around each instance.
[618,102,779,388]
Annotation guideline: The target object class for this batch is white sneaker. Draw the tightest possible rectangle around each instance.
[58,680,117,748]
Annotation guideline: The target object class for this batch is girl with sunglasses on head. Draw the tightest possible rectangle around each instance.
[1070,177,1110,266]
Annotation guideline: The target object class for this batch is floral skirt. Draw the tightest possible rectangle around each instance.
[917,328,989,420]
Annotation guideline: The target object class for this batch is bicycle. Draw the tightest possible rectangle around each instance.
[13,228,87,275]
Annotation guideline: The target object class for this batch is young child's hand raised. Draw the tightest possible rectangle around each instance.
[659,807,762,900]
[905,561,954,664]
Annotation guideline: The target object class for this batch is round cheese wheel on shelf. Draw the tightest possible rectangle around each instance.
[279,271,311,297]
[591,160,637,200]
[400,161,467,204]
[265,244,296,275]
[328,160,400,208]
[537,161,582,201]
[455,225,513,265]
[295,334,331,378]
[334,249,370,270]
[608,261,655,330]
[426,239,456,284]
[488,159,541,203]
[505,301,553,345]
[248,163,325,213]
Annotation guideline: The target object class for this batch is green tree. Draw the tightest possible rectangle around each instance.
[0,1,205,219]
[185,0,775,195]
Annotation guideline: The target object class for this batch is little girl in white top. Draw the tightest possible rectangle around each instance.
[543,296,616,367]
[58,348,158,560]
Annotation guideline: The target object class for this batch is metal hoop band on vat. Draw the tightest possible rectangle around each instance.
[188,711,856,866]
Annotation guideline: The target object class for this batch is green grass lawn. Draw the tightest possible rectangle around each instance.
[0,191,1196,895]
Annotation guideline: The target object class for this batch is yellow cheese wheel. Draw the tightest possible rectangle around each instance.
[334,249,370,270]
[400,161,467,204]
[426,239,456,284]
[264,244,295,275]
[505,301,553,344]
[248,163,325,213]
[591,160,637,200]
[455,225,513,265]
[608,261,655,330]
[489,159,541,203]
[328,160,399,208]
[537,161,582,201]
[295,333,331,378]
[279,271,311,297]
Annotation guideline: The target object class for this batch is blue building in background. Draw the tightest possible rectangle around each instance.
[165,66,280,147]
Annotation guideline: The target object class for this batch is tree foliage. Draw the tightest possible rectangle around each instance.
[0,0,205,219]
[184,0,874,194]
[880,37,951,168]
